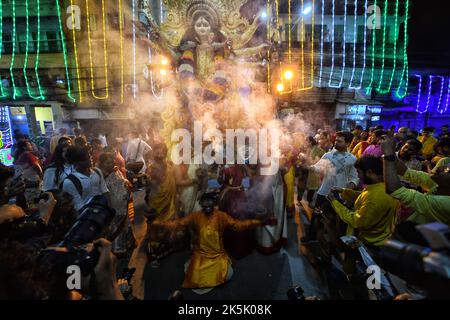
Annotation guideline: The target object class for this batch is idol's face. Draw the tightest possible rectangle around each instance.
[194,16,211,38]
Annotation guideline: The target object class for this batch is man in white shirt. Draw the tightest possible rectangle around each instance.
[303,131,359,243]
[125,131,152,173]
[311,131,359,208]
[62,146,110,213]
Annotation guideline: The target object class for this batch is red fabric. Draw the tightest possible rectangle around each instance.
[16,152,39,166]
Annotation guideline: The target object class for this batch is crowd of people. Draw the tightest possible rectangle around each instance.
[0,122,449,300]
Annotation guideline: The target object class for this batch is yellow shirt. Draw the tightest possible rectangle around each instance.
[153,210,260,289]
[393,169,450,225]
[331,183,398,247]
[419,136,438,158]
[432,157,450,174]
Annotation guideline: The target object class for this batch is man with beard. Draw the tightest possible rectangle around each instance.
[398,139,423,171]
[328,156,398,248]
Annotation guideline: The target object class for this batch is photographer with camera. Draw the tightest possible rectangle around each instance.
[328,156,398,249]
[381,136,450,225]
[39,238,125,300]
[62,146,111,214]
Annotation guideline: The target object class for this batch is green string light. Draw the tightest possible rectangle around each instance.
[395,0,409,99]
[9,0,18,99]
[0,1,8,98]
[375,0,389,92]
[365,0,377,94]
[56,0,76,102]
[24,0,46,100]
[379,0,399,94]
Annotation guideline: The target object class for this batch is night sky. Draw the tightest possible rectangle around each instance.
[408,0,450,69]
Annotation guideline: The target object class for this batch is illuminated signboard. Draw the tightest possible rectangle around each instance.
[367,106,383,114]
[0,148,14,166]
[347,105,367,115]
[371,116,381,122]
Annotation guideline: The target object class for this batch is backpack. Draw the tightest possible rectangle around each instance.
[60,168,103,196]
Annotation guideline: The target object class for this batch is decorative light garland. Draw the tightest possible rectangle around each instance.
[0,1,7,98]
[395,0,409,98]
[9,0,18,99]
[266,0,271,93]
[70,0,83,102]
[415,74,424,114]
[380,0,399,94]
[288,0,292,63]
[132,0,137,98]
[300,0,305,89]
[298,0,314,91]
[328,0,336,87]
[424,75,434,115]
[444,77,450,114]
[86,0,109,100]
[435,76,445,114]
[375,0,389,93]
[365,0,378,94]
[337,0,347,87]
[351,0,368,89]
[318,0,325,87]
[24,0,45,100]
[329,0,347,88]
[56,0,76,102]
[348,0,359,88]
[119,0,124,103]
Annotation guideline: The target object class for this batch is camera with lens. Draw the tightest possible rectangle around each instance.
[40,244,100,278]
[38,195,116,290]
[379,223,450,299]
[60,195,116,248]
[126,170,151,191]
